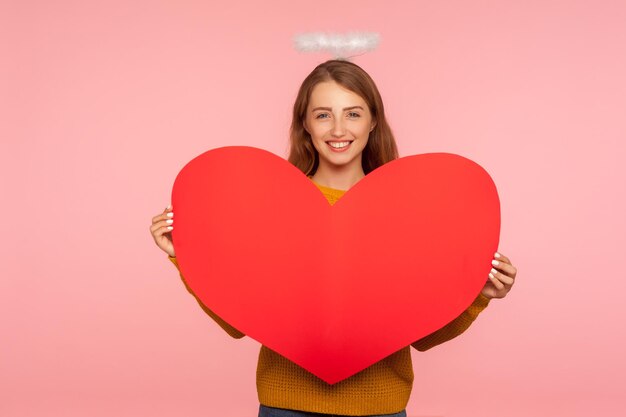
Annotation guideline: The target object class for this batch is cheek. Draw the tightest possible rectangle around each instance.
[358,124,371,138]
[310,138,325,153]
[311,127,328,142]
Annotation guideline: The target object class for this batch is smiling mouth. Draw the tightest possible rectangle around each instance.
[326,140,354,149]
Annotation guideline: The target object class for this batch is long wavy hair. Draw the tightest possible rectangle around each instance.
[287,59,399,176]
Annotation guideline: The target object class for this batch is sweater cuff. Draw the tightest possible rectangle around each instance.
[463,292,491,321]
[168,255,179,268]
[473,292,491,309]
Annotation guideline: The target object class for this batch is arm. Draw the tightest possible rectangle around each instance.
[411,292,490,352]
[168,256,246,339]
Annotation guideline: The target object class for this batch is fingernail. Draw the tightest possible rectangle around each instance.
[494,252,501,258]
[166,219,173,224]
[488,273,495,279]
[167,212,174,217]
[491,268,498,275]
[167,226,173,230]
[167,204,172,209]
[492,260,500,266]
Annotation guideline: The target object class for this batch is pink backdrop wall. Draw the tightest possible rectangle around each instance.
[2,1,625,416]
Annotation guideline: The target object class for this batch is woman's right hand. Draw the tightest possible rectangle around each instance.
[150,205,176,258]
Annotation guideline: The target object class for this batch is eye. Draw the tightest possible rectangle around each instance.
[316,113,330,119]
[348,112,361,118]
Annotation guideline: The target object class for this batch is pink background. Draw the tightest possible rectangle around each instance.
[1,1,625,416]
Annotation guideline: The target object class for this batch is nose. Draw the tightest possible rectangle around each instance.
[331,118,346,138]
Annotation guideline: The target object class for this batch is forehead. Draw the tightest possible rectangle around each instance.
[308,81,367,107]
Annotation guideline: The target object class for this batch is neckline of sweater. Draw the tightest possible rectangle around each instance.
[307,176,348,194]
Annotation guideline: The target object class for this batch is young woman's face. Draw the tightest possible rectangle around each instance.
[303,80,376,172]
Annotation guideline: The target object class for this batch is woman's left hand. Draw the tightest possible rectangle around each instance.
[481,252,517,299]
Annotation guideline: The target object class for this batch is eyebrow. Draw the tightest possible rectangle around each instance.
[311,106,364,112]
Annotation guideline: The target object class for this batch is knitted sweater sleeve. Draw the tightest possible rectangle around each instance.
[411,292,491,352]
[168,256,245,339]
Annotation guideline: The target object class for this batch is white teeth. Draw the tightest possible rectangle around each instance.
[328,141,351,148]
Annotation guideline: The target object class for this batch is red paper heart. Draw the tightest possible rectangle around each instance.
[171,146,500,384]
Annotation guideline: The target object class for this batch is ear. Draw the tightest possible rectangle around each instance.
[370,119,377,132]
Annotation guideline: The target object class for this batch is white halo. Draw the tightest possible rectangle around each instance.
[293,31,381,60]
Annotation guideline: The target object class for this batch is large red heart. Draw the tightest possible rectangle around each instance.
[171,146,500,384]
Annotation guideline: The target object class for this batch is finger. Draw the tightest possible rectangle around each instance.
[151,205,173,223]
[155,224,174,237]
[494,252,511,264]
[151,210,174,224]
[491,259,517,278]
[150,218,174,234]
[488,273,505,290]
[489,267,514,285]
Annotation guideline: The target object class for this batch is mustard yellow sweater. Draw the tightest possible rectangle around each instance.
[168,179,491,416]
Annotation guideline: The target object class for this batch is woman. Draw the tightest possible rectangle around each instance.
[150,59,517,417]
